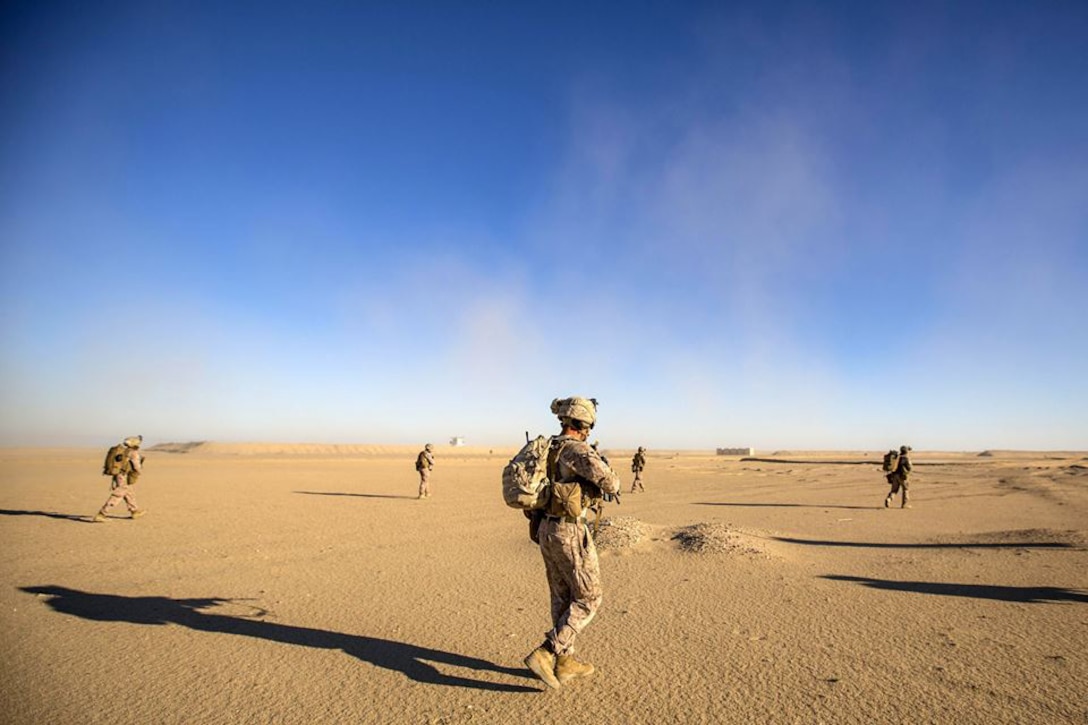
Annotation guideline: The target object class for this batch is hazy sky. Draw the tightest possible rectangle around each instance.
[2,1,1086,450]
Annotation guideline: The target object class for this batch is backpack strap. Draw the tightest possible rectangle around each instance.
[546,438,565,482]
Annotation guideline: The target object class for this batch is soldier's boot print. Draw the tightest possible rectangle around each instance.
[524,645,561,690]
[555,654,595,683]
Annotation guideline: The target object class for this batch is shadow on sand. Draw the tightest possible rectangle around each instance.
[294,491,418,500]
[821,575,1088,604]
[20,585,536,693]
[772,536,1077,550]
[697,502,875,511]
[0,509,93,523]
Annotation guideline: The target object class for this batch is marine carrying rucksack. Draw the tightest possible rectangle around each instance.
[882,449,899,473]
[103,444,129,476]
[502,435,555,510]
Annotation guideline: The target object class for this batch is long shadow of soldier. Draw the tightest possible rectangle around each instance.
[0,509,92,523]
[821,575,1088,604]
[696,502,875,511]
[294,492,418,500]
[21,585,535,693]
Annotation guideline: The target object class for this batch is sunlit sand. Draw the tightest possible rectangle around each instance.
[1,445,1085,723]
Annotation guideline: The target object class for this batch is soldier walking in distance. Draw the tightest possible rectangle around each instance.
[415,443,434,499]
[884,445,913,508]
[630,446,647,492]
[94,435,146,522]
[524,396,621,690]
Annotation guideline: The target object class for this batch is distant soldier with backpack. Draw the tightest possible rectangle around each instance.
[884,445,913,508]
[415,443,434,499]
[94,435,146,522]
[523,396,621,690]
[630,446,647,492]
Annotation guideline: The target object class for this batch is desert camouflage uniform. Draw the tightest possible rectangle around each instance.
[886,451,912,507]
[537,434,620,656]
[100,445,142,515]
[630,448,646,492]
[416,447,434,498]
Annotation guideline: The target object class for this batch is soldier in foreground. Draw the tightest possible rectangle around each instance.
[415,443,434,499]
[94,435,146,522]
[524,397,621,690]
[630,446,647,492]
[884,444,913,508]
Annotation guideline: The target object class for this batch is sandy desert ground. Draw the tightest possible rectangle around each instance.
[1,443,1085,724]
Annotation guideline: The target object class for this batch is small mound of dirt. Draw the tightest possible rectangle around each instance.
[977,450,994,457]
[594,516,649,551]
[671,523,767,556]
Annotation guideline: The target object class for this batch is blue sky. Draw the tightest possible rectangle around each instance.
[2,1,1086,450]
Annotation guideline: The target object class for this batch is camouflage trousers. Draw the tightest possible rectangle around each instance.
[631,469,644,492]
[101,474,139,513]
[887,474,909,505]
[537,517,602,656]
[417,468,431,497]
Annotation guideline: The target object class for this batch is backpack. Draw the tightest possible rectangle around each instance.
[882,449,899,473]
[103,444,130,476]
[502,435,555,510]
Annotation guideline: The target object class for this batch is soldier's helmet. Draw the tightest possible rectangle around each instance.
[551,396,598,427]
[638,446,645,452]
[900,444,911,454]
[123,435,143,449]
[425,443,433,452]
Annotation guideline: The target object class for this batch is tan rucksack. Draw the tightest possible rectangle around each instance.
[502,435,558,510]
[102,444,130,476]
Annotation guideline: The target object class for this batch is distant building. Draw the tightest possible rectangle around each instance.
[449,436,465,447]
[716,447,754,456]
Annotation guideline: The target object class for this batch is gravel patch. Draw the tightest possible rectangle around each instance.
[594,516,650,550]
[671,522,768,556]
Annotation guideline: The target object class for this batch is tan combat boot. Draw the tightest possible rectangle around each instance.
[524,645,560,690]
[130,509,146,519]
[555,653,595,684]
[92,511,107,523]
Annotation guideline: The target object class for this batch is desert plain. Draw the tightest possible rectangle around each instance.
[0,443,1085,724]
